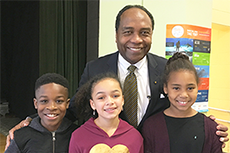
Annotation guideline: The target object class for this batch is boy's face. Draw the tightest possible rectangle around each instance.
[34,83,70,132]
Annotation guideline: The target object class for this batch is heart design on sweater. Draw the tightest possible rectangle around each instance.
[89,143,130,153]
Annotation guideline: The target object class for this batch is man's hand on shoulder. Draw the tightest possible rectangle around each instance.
[5,117,32,150]
[209,115,229,148]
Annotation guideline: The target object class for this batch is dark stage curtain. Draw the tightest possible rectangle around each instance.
[1,1,39,119]
[39,0,99,98]
[1,0,99,119]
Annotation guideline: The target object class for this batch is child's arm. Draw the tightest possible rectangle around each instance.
[203,116,223,153]
[142,128,154,153]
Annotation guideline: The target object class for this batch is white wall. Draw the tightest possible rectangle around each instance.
[212,0,230,26]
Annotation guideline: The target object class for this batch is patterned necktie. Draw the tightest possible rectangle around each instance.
[123,65,138,128]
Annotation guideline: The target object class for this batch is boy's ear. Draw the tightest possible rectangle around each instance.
[66,99,70,109]
[33,98,38,109]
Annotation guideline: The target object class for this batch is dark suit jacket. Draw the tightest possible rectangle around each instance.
[67,51,170,131]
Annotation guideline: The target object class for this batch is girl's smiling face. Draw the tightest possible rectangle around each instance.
[90,78,124,121]
[164,70,198,116]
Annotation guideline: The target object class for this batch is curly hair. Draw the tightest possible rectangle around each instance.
[74,72,122,123]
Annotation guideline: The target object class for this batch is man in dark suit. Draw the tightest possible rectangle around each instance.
[6,4,228,149]
[65,5,169,131]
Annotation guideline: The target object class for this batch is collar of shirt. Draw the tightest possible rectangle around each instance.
[118,53,147,79]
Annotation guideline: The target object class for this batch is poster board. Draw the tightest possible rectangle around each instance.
[166,24,211,112]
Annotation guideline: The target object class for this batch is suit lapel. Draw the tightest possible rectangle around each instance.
[106,51,119,74]
[139,53,162,128]
[147,53,160,92]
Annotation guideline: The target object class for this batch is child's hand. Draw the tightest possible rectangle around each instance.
[5,117,32,150]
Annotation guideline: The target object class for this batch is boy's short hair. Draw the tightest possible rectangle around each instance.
[35,73,69,91]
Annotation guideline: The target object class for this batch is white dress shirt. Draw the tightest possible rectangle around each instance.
[117,53,151,125]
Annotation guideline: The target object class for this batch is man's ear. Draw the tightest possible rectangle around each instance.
[33,98,38,109]
[115,32,118,43]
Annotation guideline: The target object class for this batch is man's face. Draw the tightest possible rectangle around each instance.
[116,8,153,64]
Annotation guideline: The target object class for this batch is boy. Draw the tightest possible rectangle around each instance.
[5,73,78,153]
